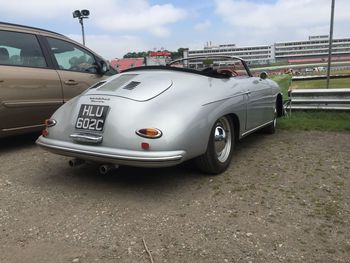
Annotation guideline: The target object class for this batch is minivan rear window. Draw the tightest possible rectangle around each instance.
[0,30,47,68]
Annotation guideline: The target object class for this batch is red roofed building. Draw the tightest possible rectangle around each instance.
[149,51,172,57]
[111,58,144,72]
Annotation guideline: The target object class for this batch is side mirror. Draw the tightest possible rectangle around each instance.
[259,71,268,80]
[97,60,109,75]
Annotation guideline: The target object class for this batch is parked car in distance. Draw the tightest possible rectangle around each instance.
[37,55,284,174]
[0,22,117,137]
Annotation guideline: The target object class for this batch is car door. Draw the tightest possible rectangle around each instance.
[246,77,273,131]
[0,30,62,134]
[45,37,105,102]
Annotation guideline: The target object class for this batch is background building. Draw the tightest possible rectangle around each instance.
[186,35,350,66]
[274,35,350,63]
[186,43,273,65]
[111,50,172,71]
[110,58,144,71]
[145,51,172,66]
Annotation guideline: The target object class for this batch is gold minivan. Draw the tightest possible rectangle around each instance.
[0,22,117,137]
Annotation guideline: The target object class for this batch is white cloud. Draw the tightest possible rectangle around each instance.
[95,3,186,37]
[214,0,350,42]
[2,0,349,58]
[0,0,97,19]
[68,34,148,60]
[194,20,212,32]
[0,0,187,36]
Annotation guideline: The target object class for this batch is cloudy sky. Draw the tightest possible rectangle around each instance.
[0,0,349,60]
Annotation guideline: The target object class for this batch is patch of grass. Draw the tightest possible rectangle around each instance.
[271,74,350,131]
[311,199,344,225]
[300,69,350,76]
[344,244,350,252]
[278,111,350,131]
[212,184,221,191]
[291,78,350,89]
[231,183,256,193]
[326,248,337,254]
[271,74,291,98]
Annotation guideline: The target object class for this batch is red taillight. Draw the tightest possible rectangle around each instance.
[136,128,162,139]
[141,142,150,150]
[42,128,49,137]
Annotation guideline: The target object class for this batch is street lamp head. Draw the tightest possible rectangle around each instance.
[72,9,90,46]
[81,9,90,17]
[73,10,81,18]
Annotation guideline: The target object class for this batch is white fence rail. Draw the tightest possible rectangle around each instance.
[285,88,350,111]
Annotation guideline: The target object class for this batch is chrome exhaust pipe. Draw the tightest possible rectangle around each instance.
[99,164,119,175]
[68,158,85,167]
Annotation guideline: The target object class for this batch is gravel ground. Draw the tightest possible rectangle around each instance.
[0,130,349,263]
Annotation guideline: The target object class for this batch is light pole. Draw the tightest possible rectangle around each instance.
[73,9,90,46]
[326,0,335,89]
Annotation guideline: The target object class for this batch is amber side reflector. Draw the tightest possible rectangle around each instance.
[136,128,162,139]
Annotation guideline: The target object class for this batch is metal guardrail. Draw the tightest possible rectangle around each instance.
[292,74,350,81]
[284,88,350,111]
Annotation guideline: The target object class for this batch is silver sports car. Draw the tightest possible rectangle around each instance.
[36,56,283,174]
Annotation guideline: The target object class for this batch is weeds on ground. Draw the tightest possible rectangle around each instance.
[278,111,350,131]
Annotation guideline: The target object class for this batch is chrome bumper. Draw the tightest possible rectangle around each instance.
[36,136,186,168]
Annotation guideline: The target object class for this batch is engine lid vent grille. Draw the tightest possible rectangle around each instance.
[123,81,141,90]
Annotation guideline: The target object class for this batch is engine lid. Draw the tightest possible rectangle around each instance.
[86,73,173,101]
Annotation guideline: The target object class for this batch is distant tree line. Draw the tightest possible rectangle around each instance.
[123,52,148,58]
[123,48,186,60]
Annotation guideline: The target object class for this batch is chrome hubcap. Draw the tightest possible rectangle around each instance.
[273,107,277,127]
[214,117,232,163]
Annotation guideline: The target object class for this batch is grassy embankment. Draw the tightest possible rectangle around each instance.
[271,74,350,131]
[292,78,350,89]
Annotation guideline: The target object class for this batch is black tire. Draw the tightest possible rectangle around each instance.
[195,116,234,174]
[262,105,277,134]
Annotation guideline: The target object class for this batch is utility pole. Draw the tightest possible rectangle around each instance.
[326,0,335,89]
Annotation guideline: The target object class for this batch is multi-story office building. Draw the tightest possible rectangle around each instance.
[185,35,350,65]
[274,35,350,62]
[185,43,273,65]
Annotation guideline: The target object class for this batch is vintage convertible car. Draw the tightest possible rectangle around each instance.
[36,56,283,174]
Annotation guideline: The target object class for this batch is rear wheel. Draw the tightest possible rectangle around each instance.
[195,116,234,174]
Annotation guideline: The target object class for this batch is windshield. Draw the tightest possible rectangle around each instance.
[169,56,251,77]
[123,56,252,78]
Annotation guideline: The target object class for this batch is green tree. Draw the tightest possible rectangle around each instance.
[122,48,186,60]
[171,48,186,60]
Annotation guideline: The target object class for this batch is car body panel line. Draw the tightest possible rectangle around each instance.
[201,92,246,106]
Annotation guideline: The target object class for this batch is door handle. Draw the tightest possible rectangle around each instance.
[0,80,4,83]
[252,80,259,84]
[64,80,78,86]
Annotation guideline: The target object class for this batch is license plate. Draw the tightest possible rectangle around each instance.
[75,104,109,131]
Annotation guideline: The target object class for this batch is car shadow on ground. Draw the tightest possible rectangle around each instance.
[2,130,273,195]
[0,132,40,153]
[41,132,271,194]
[48,160,202,191]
